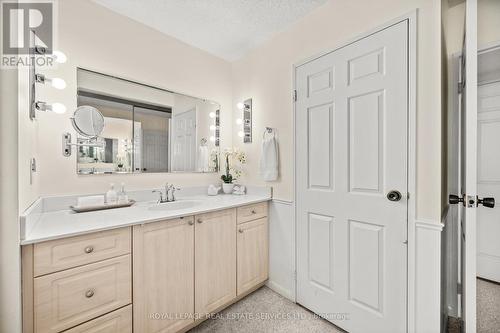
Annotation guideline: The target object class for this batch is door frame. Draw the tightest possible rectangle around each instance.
[292,10,417,332]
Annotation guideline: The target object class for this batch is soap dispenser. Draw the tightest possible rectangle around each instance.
[118,182,129,204]
[106,183,118,204]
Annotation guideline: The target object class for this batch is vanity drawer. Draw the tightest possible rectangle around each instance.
[34,255,132,333]
[237,202,268,224]
[33,227,131,276]
[62,305,132,333]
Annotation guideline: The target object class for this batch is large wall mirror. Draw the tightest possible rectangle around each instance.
[76,68,220,175]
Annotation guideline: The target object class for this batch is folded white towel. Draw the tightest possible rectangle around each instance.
[197,145,209,172]
[77,195,105,207]
[260,133,279,181]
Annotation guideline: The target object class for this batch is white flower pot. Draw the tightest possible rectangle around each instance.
[222,183,234,194]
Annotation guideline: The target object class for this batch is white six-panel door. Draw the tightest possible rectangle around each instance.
[295,21,408,333]
[477,81,500,283]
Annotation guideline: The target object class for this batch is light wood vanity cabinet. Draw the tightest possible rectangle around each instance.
[194,209,237,316]
[22,202,269,333]
[237,217,269,296]
[133,217,195,333]
[22,228,132,333]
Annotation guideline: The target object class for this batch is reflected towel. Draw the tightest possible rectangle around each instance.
[260,134,279,181]
[198,145,209,172]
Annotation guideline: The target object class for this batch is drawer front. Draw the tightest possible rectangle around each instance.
[237,202,268,224]
[63,305,132,333]
[34,255,131,333]
[34,228,131,276]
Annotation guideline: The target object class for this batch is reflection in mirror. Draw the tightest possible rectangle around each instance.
[76,68,220,174]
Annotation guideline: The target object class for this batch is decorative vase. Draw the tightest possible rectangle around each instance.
[222,183,234,194]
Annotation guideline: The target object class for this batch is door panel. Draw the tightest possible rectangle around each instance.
[195,209,236,316]
[237,218,269,295]
[477,81,500,282]
[461,1,478,331]
[296,20,408,333]
[133,218,194,333]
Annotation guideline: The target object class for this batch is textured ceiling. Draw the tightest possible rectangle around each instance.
[91,0,328,61]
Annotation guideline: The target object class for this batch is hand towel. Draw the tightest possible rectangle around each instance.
[197,145,209,172]
[260,133,279,181]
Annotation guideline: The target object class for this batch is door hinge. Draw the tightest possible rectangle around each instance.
[293,270,297,281]
[293,90,297,102]
[457,282,462,295]
[458,82,464,94]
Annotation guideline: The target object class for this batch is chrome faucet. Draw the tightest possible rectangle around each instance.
[152,183,180,203]
[166,184,180,202]
[152,189,168,203]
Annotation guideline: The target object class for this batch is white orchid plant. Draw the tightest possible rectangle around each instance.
[221,148,247,183]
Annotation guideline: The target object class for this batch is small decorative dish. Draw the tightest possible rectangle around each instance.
[70,200,136,213]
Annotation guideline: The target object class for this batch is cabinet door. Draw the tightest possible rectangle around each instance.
[133,217,195,333]
[237,218,269,295]
[195,209,236,315]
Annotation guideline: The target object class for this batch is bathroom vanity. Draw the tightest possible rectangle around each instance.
[20,189,270,333]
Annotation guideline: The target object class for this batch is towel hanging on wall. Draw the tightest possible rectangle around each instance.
[259,128,279,181]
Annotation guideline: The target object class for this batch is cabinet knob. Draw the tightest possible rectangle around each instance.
[188,220,194,225]
[238,229,244,233]
[85,289,95,298]
[84,246,94,254]
[197,219,203,224]
[251,210,257,214]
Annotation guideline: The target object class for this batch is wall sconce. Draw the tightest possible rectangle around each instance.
[236,99,252,143]
[35,74,67,90]
[29,31,68,119]
[34,101,67,114]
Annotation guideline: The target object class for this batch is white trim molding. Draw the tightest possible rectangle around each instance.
[267,198,296,302]
[414,220,444,333]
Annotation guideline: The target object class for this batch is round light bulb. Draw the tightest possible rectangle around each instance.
[209,112,216,119]
[237,131,244,138]
[52,50,67,64]
[237,102,245,110]
[209,125,216,131]
[51,103,66,114]
[235,118,243,125]
[50,77,66,90]
[209,136,216,142]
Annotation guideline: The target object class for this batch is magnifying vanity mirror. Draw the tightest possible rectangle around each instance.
[74,68,220,175]
[71,106,105,138]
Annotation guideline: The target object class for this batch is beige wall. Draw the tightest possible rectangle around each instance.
[29,0,232,201]
[231,0,442,221]
[478,0,500,47]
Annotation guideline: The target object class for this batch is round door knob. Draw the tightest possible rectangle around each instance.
[478,197,495,208]
[85,289,95,298]
[387,190,402,202]
[197,219,203,224]
[84,246,94,254]
[238,229,244,233]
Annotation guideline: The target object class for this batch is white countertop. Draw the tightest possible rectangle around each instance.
[20,187,272,245]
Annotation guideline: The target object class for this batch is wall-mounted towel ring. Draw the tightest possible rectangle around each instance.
[263,127,275,138]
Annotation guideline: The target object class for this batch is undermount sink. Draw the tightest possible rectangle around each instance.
[148,200,202,211]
